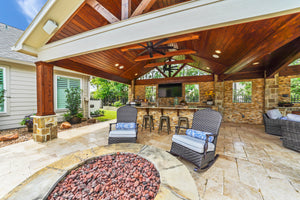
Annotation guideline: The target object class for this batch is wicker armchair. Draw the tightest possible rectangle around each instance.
[108,106,138,144]
[170,109,222,171]
[263,114,283,136]
[281,120,300,152]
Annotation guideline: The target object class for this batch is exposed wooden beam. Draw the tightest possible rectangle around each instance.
[51,59,131,84]
[279,65,300,76]
[135,49,196,62]
[86,0,120,23]
[131,0,157,18]
[122,0,131,20]
[266,38,300,77]
[224,14,300,75]
[144,59,193,68]
[155,67,168,78]
[219,70,264,81]
[136,75,214,85]
[172,63,187,77]
[121,35,199,52]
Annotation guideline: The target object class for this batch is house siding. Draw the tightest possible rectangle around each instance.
[0,60,90,130]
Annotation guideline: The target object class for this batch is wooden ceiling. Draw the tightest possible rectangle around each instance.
[48,0,300,84]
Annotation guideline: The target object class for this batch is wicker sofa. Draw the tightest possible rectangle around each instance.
[281,119,300,152]
[263,114,284,136]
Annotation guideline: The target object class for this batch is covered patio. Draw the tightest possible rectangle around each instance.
[8,0,300,199]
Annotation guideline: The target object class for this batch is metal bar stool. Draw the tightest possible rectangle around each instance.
[158,116,171,134]
[142,115,154,132]
[177,116,189,134]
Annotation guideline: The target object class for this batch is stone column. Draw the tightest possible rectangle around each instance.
[33,62,57,142]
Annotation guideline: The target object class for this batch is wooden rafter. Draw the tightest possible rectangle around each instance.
[131,0,157,18]
[172,63,187,77]
[144,59,193,68]
[266,38,300,78]
[135,49,196,62]
[224,15,300,75]
[155,67,168,78]
[122,0,131,20]
[86,0,120,23]
[121,35,199,52]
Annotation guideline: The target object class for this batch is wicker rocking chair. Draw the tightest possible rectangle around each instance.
[170,109,222,172]
[108,106,138,144]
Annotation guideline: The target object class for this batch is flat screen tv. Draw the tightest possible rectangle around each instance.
[158,83,182,97]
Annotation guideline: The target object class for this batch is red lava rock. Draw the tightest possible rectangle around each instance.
[47,153,160,200]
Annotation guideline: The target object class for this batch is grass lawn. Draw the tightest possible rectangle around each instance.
[97,110,117,122]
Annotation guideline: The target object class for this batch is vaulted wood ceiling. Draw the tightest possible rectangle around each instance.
[48,0,300,84]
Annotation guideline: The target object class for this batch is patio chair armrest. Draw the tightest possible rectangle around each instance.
[109,123,117,132]
[175,126,189,135]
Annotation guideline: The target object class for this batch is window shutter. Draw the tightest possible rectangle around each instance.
[0,69,4,112]
[57,77,81,109]
[57,77,68,109]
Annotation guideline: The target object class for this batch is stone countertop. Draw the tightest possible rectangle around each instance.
[135,106,211,110]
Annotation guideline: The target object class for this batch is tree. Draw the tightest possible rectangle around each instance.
[91,78,128,105]
[291,78,300,95]
[65,87,82,116]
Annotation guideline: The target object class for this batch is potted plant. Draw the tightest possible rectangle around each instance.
[20,114,35,132]
[90,109,105,118]
[205,90,215,105]
[65,87,83,124]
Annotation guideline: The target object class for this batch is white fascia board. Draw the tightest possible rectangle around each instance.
[0,57,35,66]
[13,0,57,54]
[54,66,90,76]
[38,0,300,62]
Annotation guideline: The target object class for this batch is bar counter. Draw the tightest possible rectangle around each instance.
[135,106,215,132]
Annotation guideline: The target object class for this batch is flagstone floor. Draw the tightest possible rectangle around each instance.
[0,121,299,199]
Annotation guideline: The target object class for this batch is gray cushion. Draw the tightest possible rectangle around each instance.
[267,109,282,119]
[172,135,215,154]
[287,114,300,122]
[109,129,136,138]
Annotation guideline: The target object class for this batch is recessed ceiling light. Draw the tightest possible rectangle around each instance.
[115,63,119,67]
[215,50,221,54]
[206,67,210,70]
[135,73,138,76]
[252,62,260,65]
[119,66,124,69]
[212,54,219,58]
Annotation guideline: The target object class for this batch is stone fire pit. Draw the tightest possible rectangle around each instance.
[3,143,199,200]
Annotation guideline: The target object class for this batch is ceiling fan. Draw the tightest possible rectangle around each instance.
[162,58,179,76]
[128,38,176,58]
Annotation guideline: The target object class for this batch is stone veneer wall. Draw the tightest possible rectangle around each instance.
[133,75,300,125]
[33,115,58,142]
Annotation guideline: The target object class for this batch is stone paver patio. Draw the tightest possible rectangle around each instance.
[0,121,300,199]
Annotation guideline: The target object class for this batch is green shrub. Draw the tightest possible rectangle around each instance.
[113,101,123,107]
[65,88,81,116]
[76,113,83,118]
[63,112,72,121]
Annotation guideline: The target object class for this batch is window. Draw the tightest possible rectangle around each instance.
[185,84,199,103]
[233,82,252,103]
[0,67,6,113]
[145,86,156,102]
[291,77,300,103]
[57,76,81,109]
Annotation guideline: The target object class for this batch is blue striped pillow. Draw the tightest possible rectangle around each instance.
[116,123,136,130]
[186,129,214,142]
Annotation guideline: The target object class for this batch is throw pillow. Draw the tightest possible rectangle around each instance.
[267,109,282,119]
[116,123,136,130]
[186,129,214,142]
[287,114,300,122]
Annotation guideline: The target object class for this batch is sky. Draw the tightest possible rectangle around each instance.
[0,0,47,30]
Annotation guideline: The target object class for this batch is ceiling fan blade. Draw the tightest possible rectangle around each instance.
[153,49,166,55]
[137,49,148,56]
[149,48,153,58]
[138,43,147,48]
[153,38,169,48]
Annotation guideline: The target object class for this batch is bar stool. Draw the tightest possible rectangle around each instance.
[142,115,154,132]
[177,117,189,134]
[158,116,171,134]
